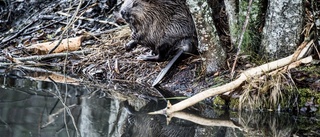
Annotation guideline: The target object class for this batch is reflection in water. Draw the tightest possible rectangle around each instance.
[79,96,128,136]
[0,74,319,136]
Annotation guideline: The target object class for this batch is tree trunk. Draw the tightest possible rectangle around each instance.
[224,0,238,47]
[261,0,304,59]
[187,0,226,74]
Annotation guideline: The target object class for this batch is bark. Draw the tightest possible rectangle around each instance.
[187,0,226,74]
[261,0,304,59]
[224,0,238,46]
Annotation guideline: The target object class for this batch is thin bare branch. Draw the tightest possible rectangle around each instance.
[230,0,253,78]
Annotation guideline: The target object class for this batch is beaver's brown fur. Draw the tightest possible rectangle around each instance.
[120,0,198,61]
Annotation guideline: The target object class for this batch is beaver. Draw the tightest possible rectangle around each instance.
[120,0,198,86]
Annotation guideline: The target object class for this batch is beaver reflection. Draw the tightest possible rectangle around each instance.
[119,0,198,61]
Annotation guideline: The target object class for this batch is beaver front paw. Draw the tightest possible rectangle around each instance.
[125,40,138,51]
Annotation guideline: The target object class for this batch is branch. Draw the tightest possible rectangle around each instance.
[149,40,314,115]
[14,50,91,62]
[230,0,253,78]
[56,11,119,27]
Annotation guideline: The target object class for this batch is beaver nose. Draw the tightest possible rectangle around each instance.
[120,10,127,18]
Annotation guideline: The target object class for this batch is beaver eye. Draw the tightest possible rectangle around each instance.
[132,2,138,7]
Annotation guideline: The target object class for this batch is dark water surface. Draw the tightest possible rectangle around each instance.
[0,73,319,137]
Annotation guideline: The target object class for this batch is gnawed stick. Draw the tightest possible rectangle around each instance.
[26,36,83,54]
[149,40,314,115]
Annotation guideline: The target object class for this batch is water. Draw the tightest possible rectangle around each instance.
[0,73,319,137]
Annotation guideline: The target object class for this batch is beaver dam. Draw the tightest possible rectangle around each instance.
[1,0,320,114]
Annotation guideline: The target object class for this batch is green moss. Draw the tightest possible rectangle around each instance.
[212,76,226,86]
[213,96,226,108]
[299,66,320,73]
[297,88,313,97]
[229,97,240,110]
[296,88,320,113]
[316,98,320,105]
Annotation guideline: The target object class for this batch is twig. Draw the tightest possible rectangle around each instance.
[23,17,66,36]
[230,0,253,79]
[56,11,119,27]
[41,104,77,128]
[91,25,128,36]
[1,50,91,67]
[48,0,84,54]
[313,42,320,58]
[47,78,80,136]
[53,2,84,137]
[14,50,92,62]
[16,65,74,78]
[0,63,14,67]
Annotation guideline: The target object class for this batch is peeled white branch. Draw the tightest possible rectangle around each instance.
[149,40,314,115]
